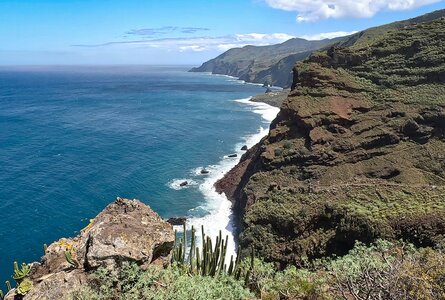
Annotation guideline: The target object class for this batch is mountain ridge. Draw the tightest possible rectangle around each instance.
[190,37,345,88]
[191,9,445,89]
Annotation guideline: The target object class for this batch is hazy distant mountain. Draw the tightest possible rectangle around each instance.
[189,37,345,88]
[191,9,445,88]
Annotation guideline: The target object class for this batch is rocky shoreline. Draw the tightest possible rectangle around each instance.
[249,89,289,108]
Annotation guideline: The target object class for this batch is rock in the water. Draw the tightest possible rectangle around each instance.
[200,169,210,174]
[180,181,188,187]
[167,217,186,226]
[5,197,174,300]
[241,145,248,151]
[227,153,238,158]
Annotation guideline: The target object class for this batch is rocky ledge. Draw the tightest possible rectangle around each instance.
[5,197,174,300]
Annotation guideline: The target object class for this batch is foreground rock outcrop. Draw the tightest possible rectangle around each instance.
[216,15,445,267]
[5,197,174,300]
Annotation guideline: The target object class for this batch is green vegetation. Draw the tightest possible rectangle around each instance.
[5,10,445,300]
[16,278,33,296]
[70,240,445,299]
[71,227,256,300]
[65,250,80,268]
[71,263,254,300]
[2,261,34,297]
[190,36,346,88]
[172,225,254,281]
[12,262,31,282]
[228,14,445,268]
[191,10,445,89]
[306,18,445,105]
[340,9,445,49]
[328,240,445,300]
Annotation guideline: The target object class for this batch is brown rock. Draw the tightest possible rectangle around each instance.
[78,197,174,269]
[6,197,174,300]
[167,217,187,226]
[6,270,88,300]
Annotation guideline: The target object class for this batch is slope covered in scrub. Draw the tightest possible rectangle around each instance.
[216,14,445,267]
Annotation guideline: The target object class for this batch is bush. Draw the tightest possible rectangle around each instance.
[283,141,293,149]
[70,241,445,300]
[71,263,253,300]
[328,240,445,300]
[238,258,331,300]
[274,148,283,157]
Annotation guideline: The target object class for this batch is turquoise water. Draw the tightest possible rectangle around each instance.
[0,65,275,284]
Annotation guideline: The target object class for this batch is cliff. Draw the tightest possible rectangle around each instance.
[189,38,344,88]
[190,9,445,89]
[216,14,445,267]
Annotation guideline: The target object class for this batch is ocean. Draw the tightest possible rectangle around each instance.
[0,65,279,284]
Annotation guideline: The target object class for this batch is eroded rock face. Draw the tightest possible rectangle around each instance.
[216,18,445,267]
[79,197,174,269]
[5,198,174,300]
[16,270,88,300]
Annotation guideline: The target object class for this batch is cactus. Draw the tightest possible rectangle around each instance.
[182,223,187,263]
[12,261,31,282]
[172,225,254,281]
[64,250,79,268]
[5,281,11,292]
[43,243,48,254]
[17,278,33,296]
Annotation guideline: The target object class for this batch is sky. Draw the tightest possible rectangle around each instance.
[0,0,443,65]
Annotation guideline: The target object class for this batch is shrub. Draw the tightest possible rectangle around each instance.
[71,263,253,300]
[283,141,293,149]
[69,240,445,299]
[274,148,283,157]
[328,240,445,300]
[238,258,331,300]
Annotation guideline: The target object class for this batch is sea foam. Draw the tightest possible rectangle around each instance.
[168,178,198,190]
[180,97,279,259]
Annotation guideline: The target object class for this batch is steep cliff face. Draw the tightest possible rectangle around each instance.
[216,17,445,267]
[190,38,344,88]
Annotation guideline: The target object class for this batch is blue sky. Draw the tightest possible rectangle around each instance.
[0,0,443,65]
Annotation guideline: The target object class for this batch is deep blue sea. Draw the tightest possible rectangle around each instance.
[0,65,278,285]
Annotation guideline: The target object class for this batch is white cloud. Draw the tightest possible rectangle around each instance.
[179,45,207,52]
[264,0,441,21]
[73,30,356,53]
[300,30,358,40]
[234,33,295,44]
[74,33,295,52]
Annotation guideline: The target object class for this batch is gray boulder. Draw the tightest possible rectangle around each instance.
[5,197,174,300]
